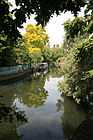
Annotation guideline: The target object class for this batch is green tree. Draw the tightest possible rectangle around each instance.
[0,34,17,66]
[42,46,53,63]
[64,17,87,39]
[0,0,21,46]
[16,39,31,66]
[31,49,43,65]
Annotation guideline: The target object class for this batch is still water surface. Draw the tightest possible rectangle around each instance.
[0,69,87,140]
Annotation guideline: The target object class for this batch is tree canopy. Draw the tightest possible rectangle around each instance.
[0,0,21,46]
[0,0,91,45]
[14,0,85,26]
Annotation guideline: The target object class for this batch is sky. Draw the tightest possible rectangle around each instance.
[45,12,74,46]
[9,0,84,47]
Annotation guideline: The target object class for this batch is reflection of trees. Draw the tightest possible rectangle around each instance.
[56,95,64,112]
[0,122,19,140]
[0,104,27,123]
[0,105,27,140]
[71,119,93,140]
[23,91,48,107]
[13,74,48,107]
[0,92,27,140]
[0,86,27,123]
[63,97,87,139]
[56,96,87,140]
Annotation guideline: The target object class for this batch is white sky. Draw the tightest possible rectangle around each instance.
[45,12,74,46]
[9,0,84,47]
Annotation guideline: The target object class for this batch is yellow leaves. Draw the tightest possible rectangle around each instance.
[23,24,48,49]
[25,31,47,42]
[28,47,41,54]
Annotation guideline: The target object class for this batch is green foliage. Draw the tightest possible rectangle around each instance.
[51,47,64,62]
[0,0,21,46]
[77,37,93,71]
[42,47,53,63]
[0,0,91,67]
[62,15,93,56]
[64,17,87,39]
[0,34,17,66]
[85,15,93,34]
[0,48,16,66]
[64,15,93,41]
[13,0,86,26]
[0,0,89,47]
[16,39,30,65]
[59,14,93,106]
[1,0,93,47]
[42,46,64,64]
[17,24,64,66]
[59,35,93,105]
[31,50,43,64]
[85,0,93,16]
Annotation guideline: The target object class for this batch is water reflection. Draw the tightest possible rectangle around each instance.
[71,119,93,140]
[0,70,64,140]
[13,75,48,107]
[15,75,64,140]
[61,97,87,140]
[0,95,27,140]
[0,69,89,140]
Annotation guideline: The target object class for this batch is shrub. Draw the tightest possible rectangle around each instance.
[59,35,93,105]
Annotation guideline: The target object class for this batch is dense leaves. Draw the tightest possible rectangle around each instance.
[23,24,48,50]
[59,16,93,106]
[64,17,86,39]
[59,36,93,105]
[14,0,85,26]
[0,0,21,45]
[22,24,48,65]
[0,0,89,45]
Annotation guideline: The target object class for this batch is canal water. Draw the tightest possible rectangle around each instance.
[0,69,87,140]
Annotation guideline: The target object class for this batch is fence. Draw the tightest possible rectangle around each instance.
[0,64,30,76]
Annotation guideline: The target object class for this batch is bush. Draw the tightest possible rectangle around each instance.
[59,35,93,105]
